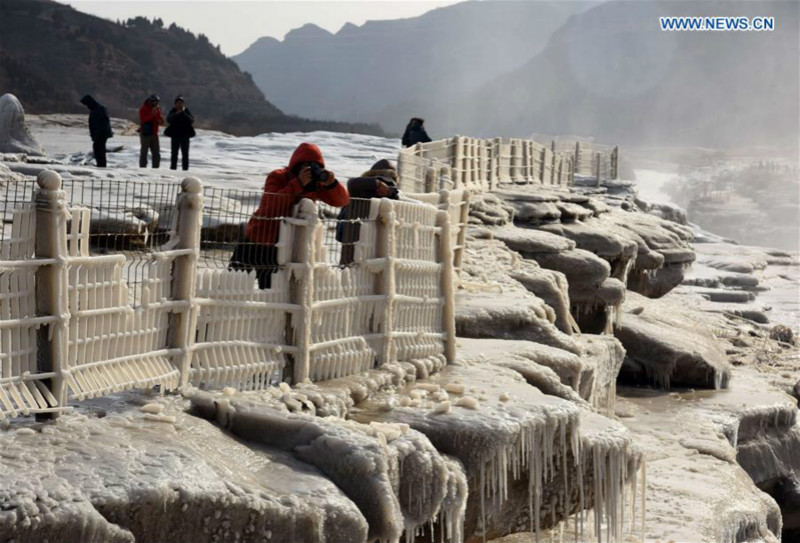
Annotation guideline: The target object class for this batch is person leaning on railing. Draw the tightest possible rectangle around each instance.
[337,159,401,266]
[230,142,349,288]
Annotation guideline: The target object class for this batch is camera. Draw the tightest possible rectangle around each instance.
[308,163,330,184]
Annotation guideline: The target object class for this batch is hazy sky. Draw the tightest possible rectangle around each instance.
[63,1,461,56]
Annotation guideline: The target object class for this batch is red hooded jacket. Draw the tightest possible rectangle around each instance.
[245,143,349,245]
[138,102,164,137]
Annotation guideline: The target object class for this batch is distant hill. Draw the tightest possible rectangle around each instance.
[0,0,384,137]
[445,0,799,150]
[234,1,594,135]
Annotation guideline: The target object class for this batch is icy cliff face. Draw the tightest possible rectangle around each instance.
[468,186,696,338]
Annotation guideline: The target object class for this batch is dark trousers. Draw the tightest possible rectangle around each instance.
[170,137,190,171]
[229,240,278,289]
[139,135,160,168]
[92,138,107,168]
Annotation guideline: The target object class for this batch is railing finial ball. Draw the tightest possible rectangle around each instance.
[36,170,62,190]
[181,177,202,193]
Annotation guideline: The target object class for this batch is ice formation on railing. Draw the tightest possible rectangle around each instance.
[0,172,457,417]
[397,136,579,195]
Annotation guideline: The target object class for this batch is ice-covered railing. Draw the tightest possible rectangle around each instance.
[552,140,619,184]
[397,136,590,193]
[0,171,455,420]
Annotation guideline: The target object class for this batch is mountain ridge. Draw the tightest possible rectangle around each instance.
[0,0,385,137]
[233,0,594,134]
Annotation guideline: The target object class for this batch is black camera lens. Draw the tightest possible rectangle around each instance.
[309,163,329,183]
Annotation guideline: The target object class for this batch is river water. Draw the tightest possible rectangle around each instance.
[634,168,800,333]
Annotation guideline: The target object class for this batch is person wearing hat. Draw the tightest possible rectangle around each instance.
[79,95,113,168]
[164,96,196,171]
[337,158,400,265]
[401,117,432,148]
[138,94,165,168]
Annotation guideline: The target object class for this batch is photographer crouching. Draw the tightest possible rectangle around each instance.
[231,142,349,289]
[338,159,403,266]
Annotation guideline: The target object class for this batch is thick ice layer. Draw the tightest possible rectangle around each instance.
[0,394,368,543]
[457,336,624,416]
[457,240,582,355]
[617,291,731,389]
[189,387,464,543]
[0,94,44,156]
[351,363,641,542]
[578,335,626,416]
[508,264,576,335]
[615,366,794,543]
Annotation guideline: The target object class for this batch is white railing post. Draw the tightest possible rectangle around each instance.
[376,199,396,364]
[440,164,453,191]
[611,146,619,179]
[491,137,501,189]
[169,177,203,387]
[539,145,547,183]
[34,170,69,419]
[414,143,424,191]
[452,136,463,189]
[425,166,438,193]
[570,155,576,185]
[437,209,456,363]
[595,152,602,186]
[291,199,318,383]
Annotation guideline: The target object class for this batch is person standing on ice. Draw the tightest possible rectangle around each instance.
[231,142,349,289]
[138,94,164,168]
[401,117,432,147]
[164,95,195,171]
[79,95,113,168]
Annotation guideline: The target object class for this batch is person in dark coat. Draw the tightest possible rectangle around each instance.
[164,95,196,171]
[338,159,399,266]
[138,94,164,168]
[401,117,432,147]
[79,95,113,167]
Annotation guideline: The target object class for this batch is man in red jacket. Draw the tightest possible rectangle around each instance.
[138,94,165,168]
[230,142,349,288]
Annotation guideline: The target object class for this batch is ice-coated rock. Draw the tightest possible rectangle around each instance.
[0,396,368,543]
[616,292,731,389]
[458,335,625,417]
[351,363,641,543]
[0,94,44,156]
[190,388,462,543]
[457,239,583,355]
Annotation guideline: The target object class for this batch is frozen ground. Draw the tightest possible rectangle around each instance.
[20,114,400,191]
[0,116,798,543]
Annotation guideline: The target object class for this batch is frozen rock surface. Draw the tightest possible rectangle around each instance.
[457,238,582,354]
[456,336,624,416]
[188,387,461,543]
[2,122,799,543]
[351,363,642,543]
[613,366,795,543]
[0,94,44,156]
[617,291,731,389]
[470,185,695,334]
[0,395,368,543]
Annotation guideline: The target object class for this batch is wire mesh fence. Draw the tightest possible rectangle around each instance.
[318,198,374,267]
[199,187,375,288]
[59,179,182,306]
[0,179,38,260]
